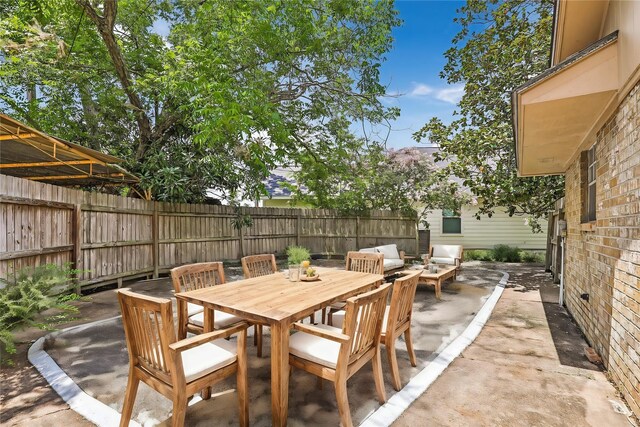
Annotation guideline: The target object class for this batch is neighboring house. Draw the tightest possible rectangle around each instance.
[422,204,547,250]
[512,0,640,417]
[261,167,311,208]
[414,147,547,250]
[263,151,547,249]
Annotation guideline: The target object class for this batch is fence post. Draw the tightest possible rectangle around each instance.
[296,210,301,246]
[415,218,420,256]
[355,216,360,250]
[72,204,82,294]
[152,202,159,278]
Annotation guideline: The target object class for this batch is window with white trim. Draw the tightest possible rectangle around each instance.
[442,207,461,234]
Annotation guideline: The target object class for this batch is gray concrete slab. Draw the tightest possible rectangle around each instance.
[393,265,633,427]
[40,264,500,426]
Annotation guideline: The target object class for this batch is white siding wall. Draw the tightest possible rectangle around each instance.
[423,206,548,250]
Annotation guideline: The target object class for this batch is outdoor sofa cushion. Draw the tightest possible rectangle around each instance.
[428,245,463,267]
[181,338,237,383]
[289,324,342,369]
[358,243,405,272]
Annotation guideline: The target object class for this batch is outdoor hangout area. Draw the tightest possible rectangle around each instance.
[2,0,640,426]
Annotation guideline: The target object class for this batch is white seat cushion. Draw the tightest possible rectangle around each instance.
[188,302,204,316]
[375,244,400,260]
[332,306,389,334]
[432,245,461,259]
[430,256,456,265]
[289,324,342,369]
[181,338,237,383]
[383,258,405,271]
[189,311,243,329]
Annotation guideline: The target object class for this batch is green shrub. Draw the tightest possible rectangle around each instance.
[520,251,545,263]
[492,244,522,262]
[465,250,493,261]
[286,246,311,265]
[0,263,81,362]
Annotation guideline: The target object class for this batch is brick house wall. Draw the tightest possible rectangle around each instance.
[563,81,640,415]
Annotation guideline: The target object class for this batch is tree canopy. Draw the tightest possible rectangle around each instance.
[293,145,470,222]
[1,0,400,202]
[415,0,564,231]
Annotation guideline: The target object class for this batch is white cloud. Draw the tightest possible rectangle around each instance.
[434,85,465,104]
[407,82,465,105]
[410,84,434,96]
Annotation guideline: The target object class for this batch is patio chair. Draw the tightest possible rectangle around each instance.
[425,244,463,277]
[326,251,384,325]
[241,254,278,357]
[334,270,422,390]
[171,262,243,340]
[288,282,392,427]
[117,289,248,427]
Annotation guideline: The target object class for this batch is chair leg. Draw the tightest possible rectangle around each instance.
[404,327,417,367]
[316,376,323,390]
[327,310,334,326]
[253,324,258,346]
[321,307,327,324]
[119,370,139,427]
[373,347,387,402]
[171,395,188,427]
[201,386,211,400]
[386,340,401,391]
[257,324,263,358]
[237,329,249,427]
[334,377,353,427]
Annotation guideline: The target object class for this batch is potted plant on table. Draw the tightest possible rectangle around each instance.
[286,246,311,282]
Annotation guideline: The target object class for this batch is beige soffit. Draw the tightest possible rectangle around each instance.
[551,0,610,66]
[512,31,618,177]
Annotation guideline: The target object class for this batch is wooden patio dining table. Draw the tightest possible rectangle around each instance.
[175,267,384,426]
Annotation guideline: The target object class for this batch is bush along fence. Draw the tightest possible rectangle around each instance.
[0,175,418,292]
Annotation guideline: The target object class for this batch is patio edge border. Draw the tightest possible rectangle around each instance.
[27,317,141,427]
[360,271,509,427]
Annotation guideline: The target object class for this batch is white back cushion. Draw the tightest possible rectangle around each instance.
[432,245,461,258]
[376,244,400,260]
[358,247,377,254]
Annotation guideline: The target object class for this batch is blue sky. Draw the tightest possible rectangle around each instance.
[373,0,465,149]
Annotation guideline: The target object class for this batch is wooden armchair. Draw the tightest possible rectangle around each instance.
[288,283,392,427]
[331,270,421,390]
[240,254,278,357]
[117,289,248,427]
[380,270,421,390]
[326,251,384,325]
[171,262,243,340]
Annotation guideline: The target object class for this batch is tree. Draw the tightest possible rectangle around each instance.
[0,0,400,202]
[293,145,470,223]
[414,0,564,232]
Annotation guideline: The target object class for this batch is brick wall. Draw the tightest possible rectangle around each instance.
[563,81,640,416]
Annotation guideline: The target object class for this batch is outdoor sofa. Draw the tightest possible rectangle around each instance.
[358,243,406,274]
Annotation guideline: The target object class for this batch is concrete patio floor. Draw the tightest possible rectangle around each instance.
[2,262,635,426]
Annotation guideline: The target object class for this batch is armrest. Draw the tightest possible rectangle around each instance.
[170,321,249,353]
[399,250,405,260]
[292,323,350,343]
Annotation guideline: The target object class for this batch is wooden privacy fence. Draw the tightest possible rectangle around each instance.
[1,175,418,291]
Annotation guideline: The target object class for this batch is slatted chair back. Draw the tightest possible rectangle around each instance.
[170,262,226,293]
[386,271,421,334]
[345,251,384,275]
[340,283,392,365]
[241,254,278,278]
[118,289,175,384]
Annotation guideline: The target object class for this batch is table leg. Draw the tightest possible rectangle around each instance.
[271,321,290,426]
[435,280,442,300]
